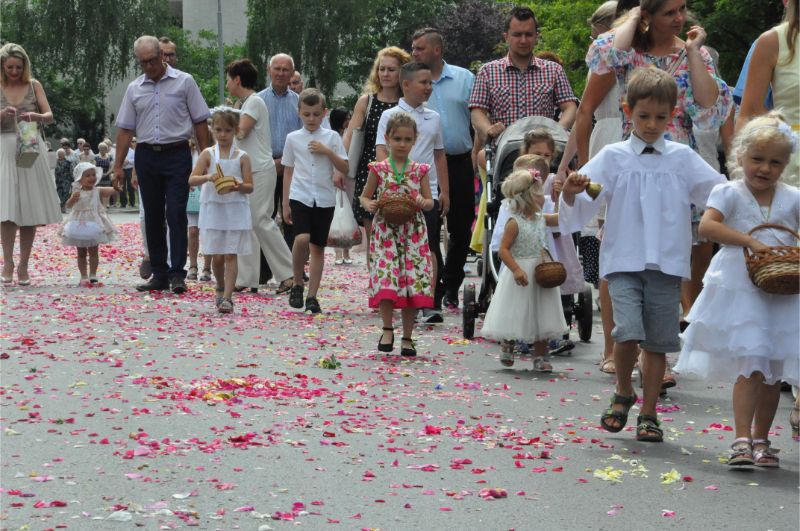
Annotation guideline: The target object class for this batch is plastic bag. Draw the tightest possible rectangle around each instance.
[327,189,362,248]
[549,233,586,295]
[186,186,201,214]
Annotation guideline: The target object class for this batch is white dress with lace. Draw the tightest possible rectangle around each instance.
[480,212,568,343]
[675,181,800,385]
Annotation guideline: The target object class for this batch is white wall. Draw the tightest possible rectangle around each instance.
[182,0,247,45]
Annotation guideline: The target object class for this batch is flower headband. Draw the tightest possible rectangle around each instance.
[749,120,798,153]
[210,105,241,116]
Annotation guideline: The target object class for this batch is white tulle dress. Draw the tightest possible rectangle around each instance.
[675,181,800,385]
[480,211,568,343]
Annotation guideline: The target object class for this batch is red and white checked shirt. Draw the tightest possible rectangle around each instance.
[469,55,577,127]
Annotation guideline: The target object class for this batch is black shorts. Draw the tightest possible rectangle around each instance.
[289,199,335,247]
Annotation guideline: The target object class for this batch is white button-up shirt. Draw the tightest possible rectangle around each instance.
[282,126,348,208]
[559,135,725,279]
[375,98,444,198]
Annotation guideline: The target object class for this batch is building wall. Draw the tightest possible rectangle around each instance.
[182,0,247,45]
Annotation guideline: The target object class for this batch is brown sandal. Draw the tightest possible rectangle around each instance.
[599,358,615,374]
[276,279,294,294]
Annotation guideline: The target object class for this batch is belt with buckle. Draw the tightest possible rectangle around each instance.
[138,140,189,152]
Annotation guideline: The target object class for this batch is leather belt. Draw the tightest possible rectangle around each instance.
[137,140,189,152]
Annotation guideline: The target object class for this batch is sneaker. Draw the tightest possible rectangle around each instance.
[549,339,575,356]
[443,291,459,309]
[305,295,321,314]
[289,284,304,308]
[139,258,152,280]
[421,308,443,324]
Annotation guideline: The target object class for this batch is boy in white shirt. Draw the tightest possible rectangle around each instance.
[560,68,724,443]
[375,62,450,323]
[282,89,348,314]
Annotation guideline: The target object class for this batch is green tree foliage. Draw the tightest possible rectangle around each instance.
[160,28,245,106]
[246,0,449,98]
[690,0,784,86]
[0,0,171,141]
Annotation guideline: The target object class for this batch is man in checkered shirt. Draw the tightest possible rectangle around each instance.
[469,6,578,144]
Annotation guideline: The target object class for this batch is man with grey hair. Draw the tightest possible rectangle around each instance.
[290,70,304,93]
[257,53,303,258]
[113,35,210,293]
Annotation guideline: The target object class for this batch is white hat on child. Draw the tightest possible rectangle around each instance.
[73,162,101,182]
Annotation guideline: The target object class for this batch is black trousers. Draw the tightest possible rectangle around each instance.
[441,152,475,297]
[120,168,136,208]
[134,146,191,281]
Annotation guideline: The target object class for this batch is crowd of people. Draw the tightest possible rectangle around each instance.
[1,1,798,468]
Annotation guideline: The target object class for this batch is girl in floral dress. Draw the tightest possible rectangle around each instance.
[360,112,435,357]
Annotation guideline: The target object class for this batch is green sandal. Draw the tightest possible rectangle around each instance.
[636,414,663,442]
[600,392,637,433]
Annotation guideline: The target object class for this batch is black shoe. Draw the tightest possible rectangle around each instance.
[305,295,321,314]
[400,337,417,357]
[378,327,394,352]
[443,292,459,308]
[289,285,304,308]
[139,259,152,280]
[170,277,187,294]
[421,308,443,324]
[136,278,169,292]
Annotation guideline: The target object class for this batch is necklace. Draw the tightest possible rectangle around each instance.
[388,157,408,185]
[750,185,776,223]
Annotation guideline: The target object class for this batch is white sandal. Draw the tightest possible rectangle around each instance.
[752,439,779,468]
[532,356,552,373]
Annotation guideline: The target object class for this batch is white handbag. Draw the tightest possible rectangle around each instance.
[346,94,373,179]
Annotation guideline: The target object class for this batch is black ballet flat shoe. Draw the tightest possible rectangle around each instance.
[400,337,417,357]
[378,327,394,352]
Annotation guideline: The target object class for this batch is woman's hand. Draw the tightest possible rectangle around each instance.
[513,268,528,287]
[18,111,39,122]
[2,106,17,119]
[685,25,707,53]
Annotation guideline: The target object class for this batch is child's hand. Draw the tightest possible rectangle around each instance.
[282,203,292,225]
[415,194,427,210]
[562,172,589,195]
[513,268,528,287]
[308,141,330,156]
[748,237,770,253]
[551,176,563,198]
[70,191,81,201]
[364,199,379,214]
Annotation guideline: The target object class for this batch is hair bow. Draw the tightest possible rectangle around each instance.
[529,168,542,182]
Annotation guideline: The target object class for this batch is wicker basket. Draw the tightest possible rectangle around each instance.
[534,248,566,288]
[378,191,416,225]
[213,163,236,193]
[742,223,799,295]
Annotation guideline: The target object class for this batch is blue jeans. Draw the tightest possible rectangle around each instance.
[134,146,191,281]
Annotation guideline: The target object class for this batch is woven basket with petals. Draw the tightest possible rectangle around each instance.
[214,162,236,193]
[535,248,566,288]
[378,191,416,225]
[743,224,799,295]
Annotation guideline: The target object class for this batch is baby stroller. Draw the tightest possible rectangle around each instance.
[462,116,593,343]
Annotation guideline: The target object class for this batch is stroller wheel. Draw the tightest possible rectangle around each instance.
[577,287,593,342]
[462,283,477,339]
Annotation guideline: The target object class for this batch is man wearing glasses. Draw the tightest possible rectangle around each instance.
[469,6,578,144]
[159,37,177,67]
[112,35,210,293]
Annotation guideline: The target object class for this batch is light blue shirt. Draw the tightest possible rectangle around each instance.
[734,40,773,108]
[427,61,474,155]
[257,84,302,158]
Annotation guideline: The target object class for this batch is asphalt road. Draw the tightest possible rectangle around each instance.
[1,214,797,530]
